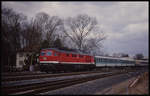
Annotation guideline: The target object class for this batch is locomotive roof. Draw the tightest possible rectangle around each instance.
[41,48,91,56]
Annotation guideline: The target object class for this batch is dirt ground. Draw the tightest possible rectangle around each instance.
[128,72,149,94]
[96,72,149,95]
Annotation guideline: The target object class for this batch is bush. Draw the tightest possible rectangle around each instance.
[23,64,30,71]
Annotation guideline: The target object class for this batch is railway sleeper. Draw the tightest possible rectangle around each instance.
[3,71,126,95]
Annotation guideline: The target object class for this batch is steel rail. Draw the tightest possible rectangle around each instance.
[2,70,113,82]
[2,71,128,95]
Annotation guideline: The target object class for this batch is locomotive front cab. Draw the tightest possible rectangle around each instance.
[39,49,59,72]
[39,49,59,63]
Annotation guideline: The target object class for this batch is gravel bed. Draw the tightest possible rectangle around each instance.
[38,71,142,95]
[2,71,45,75]
[2,72,113,87]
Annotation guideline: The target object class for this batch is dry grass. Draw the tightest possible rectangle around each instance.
[96,72,149,95]
[95,77,136,94]
[128,72,149,94]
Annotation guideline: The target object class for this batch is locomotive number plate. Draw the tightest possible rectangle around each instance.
[43,57,47,60]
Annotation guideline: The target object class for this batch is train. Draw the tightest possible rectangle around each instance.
[39,48,148,73]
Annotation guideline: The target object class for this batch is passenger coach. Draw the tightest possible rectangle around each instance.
[94,56,135,67]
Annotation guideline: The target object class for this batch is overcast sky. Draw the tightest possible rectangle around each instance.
[2,1,149,57]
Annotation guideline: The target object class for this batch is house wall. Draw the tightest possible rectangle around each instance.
[16,52,39,71]
[16,52,34,69]
[16,52,26,69]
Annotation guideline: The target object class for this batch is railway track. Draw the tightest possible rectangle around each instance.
[2,72,45,77]
[2,71,128,95]
[2,70,114,82]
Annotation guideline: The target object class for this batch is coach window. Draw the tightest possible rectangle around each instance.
[46,51,52,56]
[101,58,102,62]
[104,59,108,62]
[110,59,113,63]
[121,60,124,63]
[96,58,98,62]
[103,58,105,62]
[110,59,112,63]
[115,60,117,63]
[101,58,104,62]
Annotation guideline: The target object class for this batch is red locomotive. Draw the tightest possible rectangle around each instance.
[39,48,95,73]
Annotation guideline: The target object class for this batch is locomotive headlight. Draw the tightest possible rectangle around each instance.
[43,57,47,60]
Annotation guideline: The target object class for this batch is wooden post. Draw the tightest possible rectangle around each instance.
[29,54,34,72]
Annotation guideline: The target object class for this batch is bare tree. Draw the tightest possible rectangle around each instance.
[21,12,52,51]
[22,17,43,51]
[2,7,27,50]
[82,30,106,55]
[134,53,144,60]
[2,7,27,71]
[35,12,64,48]
[64,14,106,54]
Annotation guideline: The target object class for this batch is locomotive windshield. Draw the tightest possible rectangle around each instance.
[46,51,52,56]
[40,52,45,56]
[40,51,52,56]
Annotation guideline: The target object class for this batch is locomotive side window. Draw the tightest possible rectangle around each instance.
[72,54,77,57]
[66,54,69,57]
[41,52,45,56]
[46,51,52,56]
[54,52,57,56]
[79,55,83,58]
